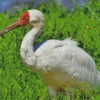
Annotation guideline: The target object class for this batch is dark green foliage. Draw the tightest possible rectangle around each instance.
[0,0,100,99]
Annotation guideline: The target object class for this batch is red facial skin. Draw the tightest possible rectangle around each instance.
[0,11,30,35]
[19,11,30,25]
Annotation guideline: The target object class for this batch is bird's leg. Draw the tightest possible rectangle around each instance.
[48,86,57,96]
[48,85,66,96]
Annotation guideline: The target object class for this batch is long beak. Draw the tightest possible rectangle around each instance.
[0,20,22,36]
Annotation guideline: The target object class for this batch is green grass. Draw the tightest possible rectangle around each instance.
[0,0,100,99]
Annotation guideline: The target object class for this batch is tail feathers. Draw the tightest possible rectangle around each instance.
[63,38,78,46]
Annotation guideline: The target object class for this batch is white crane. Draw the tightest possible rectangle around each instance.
[0,9,100,96]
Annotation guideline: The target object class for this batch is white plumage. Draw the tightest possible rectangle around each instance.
[0,9,100,96]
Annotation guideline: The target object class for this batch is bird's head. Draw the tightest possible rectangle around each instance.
[0,9,44,35]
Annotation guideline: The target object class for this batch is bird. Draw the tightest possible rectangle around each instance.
[0,9,100,96]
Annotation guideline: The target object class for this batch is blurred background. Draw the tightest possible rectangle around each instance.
[0,0,88,13]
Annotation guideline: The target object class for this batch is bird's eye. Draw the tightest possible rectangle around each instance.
[32,20,38,23]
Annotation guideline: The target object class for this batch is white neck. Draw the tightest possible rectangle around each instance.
[20,26,42,67]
